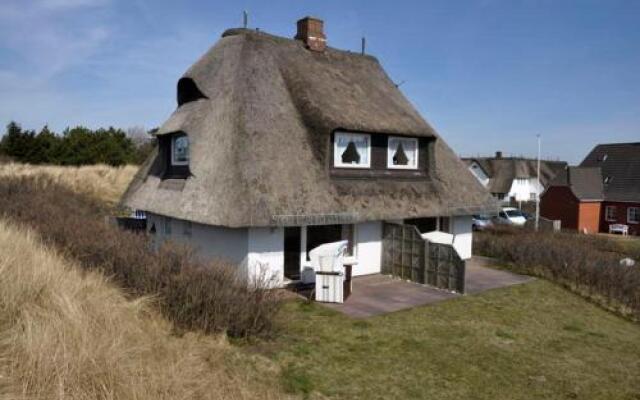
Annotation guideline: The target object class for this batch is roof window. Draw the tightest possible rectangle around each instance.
[177,77,207,106]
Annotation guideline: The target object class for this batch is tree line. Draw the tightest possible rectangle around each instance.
[0,121,156,166]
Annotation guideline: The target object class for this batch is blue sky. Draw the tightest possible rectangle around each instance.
[0,0,638,163]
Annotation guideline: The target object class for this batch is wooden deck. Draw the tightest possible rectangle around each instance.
[321,257,532,318]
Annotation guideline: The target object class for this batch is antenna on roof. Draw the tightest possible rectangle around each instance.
[395,80,406,88]
[243,10,248,28]
[361,37,366,55]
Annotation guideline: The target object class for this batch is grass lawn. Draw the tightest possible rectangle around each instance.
[255,280,640,399]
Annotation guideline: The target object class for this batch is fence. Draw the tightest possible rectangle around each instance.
[381,223,466,293]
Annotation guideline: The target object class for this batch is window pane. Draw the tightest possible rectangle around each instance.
[172,135,189,164]
[387,137,418,169]
[334,132,370,168]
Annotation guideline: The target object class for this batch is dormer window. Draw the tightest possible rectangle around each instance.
[171,134,189,166]
[334,132,371,168]
[387,137,418,169]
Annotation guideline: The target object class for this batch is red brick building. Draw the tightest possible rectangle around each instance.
[541,167,603,233]
[542,143,640,236]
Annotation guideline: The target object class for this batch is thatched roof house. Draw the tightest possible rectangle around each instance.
[123,20,493,228]
[462,152,566,202]
[122,17,496,286]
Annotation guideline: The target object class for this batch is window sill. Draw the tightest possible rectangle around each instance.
[330,168,428,180]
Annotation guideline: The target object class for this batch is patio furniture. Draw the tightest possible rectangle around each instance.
[309,241,348,303]
[609,224,629,236]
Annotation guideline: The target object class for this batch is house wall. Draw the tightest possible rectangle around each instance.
[541,187,579,230]
[247,227,285,287]
[577,202,601,234]
[354,221,383,276]
[146,213,249,266]
[451,215,473,260]
[599,201,640,236]
[507,177,542,202]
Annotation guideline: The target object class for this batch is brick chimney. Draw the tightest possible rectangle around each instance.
[295,16,326,52]
[495,151,503,159]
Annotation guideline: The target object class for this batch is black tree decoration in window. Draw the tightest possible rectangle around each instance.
[393,142,409,165]
[342,141,361,164]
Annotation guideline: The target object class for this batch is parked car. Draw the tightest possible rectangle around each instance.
[472,214,494,231]
[494,207,527,226]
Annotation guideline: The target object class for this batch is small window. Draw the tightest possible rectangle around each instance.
[628,207,639,224]
[163,217,172,235]
[387,137,418,169]
[334,132,371,168]
[530,192,536,201]
[183,220,192,236]
[177,77,207,106]
[605,206,617,222]
[171,135,189,166]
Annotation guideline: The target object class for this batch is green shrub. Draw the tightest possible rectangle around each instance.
[474,227,640,320]
[0,176,282,338]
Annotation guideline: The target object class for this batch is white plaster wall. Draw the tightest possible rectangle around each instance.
[508,177,542,202]
[354,221,383,276]
[451,215,473,260]
[146,212,249,272]
[247,227,284,288]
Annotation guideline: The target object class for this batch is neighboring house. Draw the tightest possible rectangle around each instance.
[541,167,604,233]
[121,17,496,287]
[581,143,640,235]
[463,152,567,203]
[541,142,640,236]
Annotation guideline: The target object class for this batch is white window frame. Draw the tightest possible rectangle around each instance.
[605,206,617,222]
[171,134,189,166]
[387,136,419,170]
[333,132,371,169]
[628,207,639,224]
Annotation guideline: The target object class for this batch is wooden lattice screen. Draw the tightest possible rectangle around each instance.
[381,223,466,293]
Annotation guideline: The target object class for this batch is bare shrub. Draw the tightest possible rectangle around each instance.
[474,226,640,320]
[0,220,288,400]
[0,176,283,338]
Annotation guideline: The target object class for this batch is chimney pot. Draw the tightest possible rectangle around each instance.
[295,16,326,52]
[495,151,503,159]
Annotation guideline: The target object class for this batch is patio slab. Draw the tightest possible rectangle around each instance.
[321,257,533,318]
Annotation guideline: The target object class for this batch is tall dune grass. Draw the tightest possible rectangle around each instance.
[0,162,137,205]
[0,220,289,400]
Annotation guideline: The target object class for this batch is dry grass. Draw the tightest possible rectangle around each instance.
[0,162,137,206]
[0,219,290,400]
[0,176,283,338]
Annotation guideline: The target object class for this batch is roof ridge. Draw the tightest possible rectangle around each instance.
[221,27,379,62]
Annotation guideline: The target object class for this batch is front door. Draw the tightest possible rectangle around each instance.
[284,227,301,280]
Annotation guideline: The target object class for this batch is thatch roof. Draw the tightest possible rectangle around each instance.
[122,27,496,227]
[580,142,640,203]
[463,157,567,194]
[548,166,604,201]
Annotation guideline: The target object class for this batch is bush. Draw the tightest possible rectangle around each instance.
[0,176,282,338]
[474,226,640,320]
[0,220,286,400]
